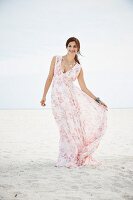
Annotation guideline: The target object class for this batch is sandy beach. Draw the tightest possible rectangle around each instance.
[0,109,133,200]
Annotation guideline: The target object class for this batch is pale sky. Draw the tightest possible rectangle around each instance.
[0,0,133,109]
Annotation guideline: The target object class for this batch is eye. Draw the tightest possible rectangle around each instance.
[74,45,77,48]
[68,45,71,47]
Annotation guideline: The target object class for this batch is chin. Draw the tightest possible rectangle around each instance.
[69,51,76,54]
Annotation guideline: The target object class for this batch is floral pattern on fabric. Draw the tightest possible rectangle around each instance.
[51,55,107,168]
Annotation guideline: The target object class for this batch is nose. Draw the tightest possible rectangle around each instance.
[70,48,75,51]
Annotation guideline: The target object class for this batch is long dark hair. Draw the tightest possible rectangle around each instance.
[66,37,82,64]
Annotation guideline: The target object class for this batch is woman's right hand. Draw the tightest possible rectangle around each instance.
[40,97,46,107]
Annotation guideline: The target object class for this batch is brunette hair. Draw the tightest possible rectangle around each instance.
[66,37,82,64]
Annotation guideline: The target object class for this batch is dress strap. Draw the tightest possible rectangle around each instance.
[55,55,60,65]
[53,55,60,75]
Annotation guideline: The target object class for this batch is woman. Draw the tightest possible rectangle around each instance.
[40,37,108,168]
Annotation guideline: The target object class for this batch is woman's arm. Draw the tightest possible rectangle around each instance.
[77,68,108,109]
[40,56,56,106]
[77,68,97,100]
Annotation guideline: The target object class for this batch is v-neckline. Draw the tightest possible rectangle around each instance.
[60,56,78,74]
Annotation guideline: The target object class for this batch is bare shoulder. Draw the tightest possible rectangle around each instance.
[51,55,56,63]
[49,55,57,68]
[78,66,83,76]
[47,56,57,79]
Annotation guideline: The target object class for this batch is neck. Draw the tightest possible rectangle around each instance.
[65,53,75,62]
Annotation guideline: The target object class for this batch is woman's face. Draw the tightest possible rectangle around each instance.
[67,41,78,55]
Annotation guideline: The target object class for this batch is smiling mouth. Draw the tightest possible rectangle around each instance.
[69,51,75,53]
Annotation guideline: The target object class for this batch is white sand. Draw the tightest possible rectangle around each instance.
[0,109,133,200]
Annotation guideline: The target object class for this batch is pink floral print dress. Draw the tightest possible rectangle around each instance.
[51,55,107,168]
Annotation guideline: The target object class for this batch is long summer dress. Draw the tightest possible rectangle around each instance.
[51,55,108,168]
